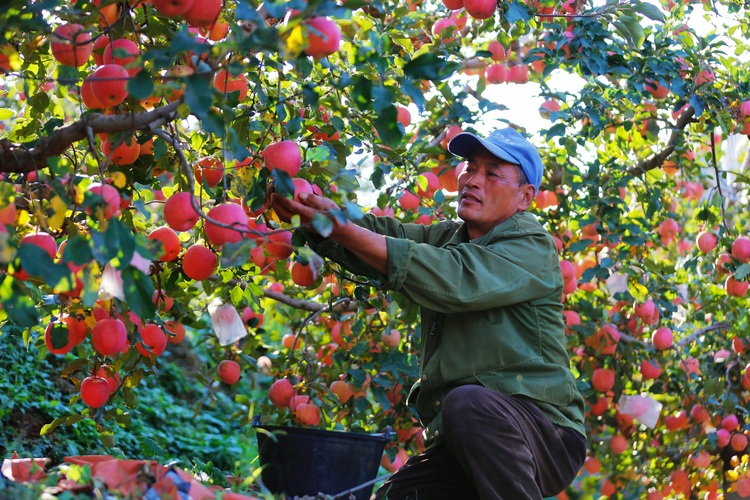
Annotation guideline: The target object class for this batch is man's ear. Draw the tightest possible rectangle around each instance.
[518,184,537,211]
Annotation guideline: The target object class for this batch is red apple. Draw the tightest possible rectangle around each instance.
[485,63,508,84]
[91,318,128,356]
[204,202,248,247]
[732,236,750,262]
[726,274,749,297]
[463,0,496,19]
[80,376,111,408]
[262,140,301,177]
[183,0,223,27]
[163,191,201,231]
[269,378,295,408]
[217,359,242,384]
[102,38,140,75]
[303,17,342,59]
[148,226,181,262]
[431,18,458,40]
[591,367,615,392]
[89,64,130,107]
[696,230,718,253]
[136,323,167,357]
[651,327,673,350]
[152,0,196,17]
[640,359,661,380]
[265,230,293,260]
[182,244,218,281]
[50,23,92,67]
[291,260,319,287]
[292,178,314,203]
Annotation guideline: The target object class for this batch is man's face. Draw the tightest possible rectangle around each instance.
[456,149,536,239]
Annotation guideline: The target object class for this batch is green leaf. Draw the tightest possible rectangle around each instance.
[614,15,646,48]
[374,105,403,149]
[49,323,70,350]
[311,212,333,238]
[19,244,72,288]
[127,70,155,100]
[220,239,256,268]
[0,276,37,327]
[184,74,213,118]
[403,53,461,82]
[735,263,750,280]
[121,266,156,320]
[92,219,135,265]
[505,0,531,24]
[631,1,665,22]
[272,169,295,199]
[40,416,68,436]
[0,109,14,120]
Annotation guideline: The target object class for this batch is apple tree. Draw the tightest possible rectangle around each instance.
[2,0,750,496]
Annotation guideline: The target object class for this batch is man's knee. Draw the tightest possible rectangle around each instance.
[442,385,506,429]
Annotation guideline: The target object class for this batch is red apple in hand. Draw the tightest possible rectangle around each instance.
[262,140,301,177]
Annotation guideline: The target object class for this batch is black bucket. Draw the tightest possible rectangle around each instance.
[254,424,391,500]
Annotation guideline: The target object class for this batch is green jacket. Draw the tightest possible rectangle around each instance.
[313,211,586,447]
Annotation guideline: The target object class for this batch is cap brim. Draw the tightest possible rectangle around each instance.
[447,132,522,166]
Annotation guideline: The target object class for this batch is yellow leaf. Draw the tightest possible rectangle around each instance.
[110,171,127,189]
[47,196,68,230]
[284,25,306,59]
[0,232,17,264]
[16,209,30,227]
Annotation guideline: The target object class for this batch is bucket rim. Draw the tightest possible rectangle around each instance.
[253,423,392,443]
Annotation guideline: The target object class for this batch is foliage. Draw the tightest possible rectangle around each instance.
[2,0,750,497]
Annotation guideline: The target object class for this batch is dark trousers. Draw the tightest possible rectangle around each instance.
[373,385,586,500]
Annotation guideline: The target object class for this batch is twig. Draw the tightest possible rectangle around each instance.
[627,105,696,176]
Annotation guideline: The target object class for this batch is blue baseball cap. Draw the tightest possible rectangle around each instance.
[448,128,543,191]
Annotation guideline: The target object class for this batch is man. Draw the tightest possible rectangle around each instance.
[271,127,586,499]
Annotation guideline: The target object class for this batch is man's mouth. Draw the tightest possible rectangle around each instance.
[460,191,481,204]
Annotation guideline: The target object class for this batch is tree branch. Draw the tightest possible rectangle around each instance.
[0,99,182,173]
[627,104,696,177]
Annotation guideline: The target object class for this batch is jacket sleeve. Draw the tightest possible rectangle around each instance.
[309,214,455,280]
[382,228,562,314]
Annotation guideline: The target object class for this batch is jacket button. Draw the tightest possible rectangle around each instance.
[421,375,427,382]
[434,430,440,437]
[434,400,440,407]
